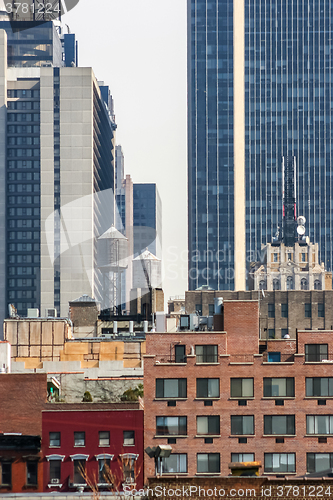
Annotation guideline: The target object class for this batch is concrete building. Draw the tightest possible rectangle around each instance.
[144,300,333,478]
[133,183,162,260]
[188,0,333,291]
[185,289,333,340]
[0,26,117,326]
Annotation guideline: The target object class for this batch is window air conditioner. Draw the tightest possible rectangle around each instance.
[51,478,60,484]
[46,308,57,318]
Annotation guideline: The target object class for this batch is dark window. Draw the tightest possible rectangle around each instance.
[161,454,187,473]
[98,458,110,484]
[197,416,220,435]
[99,431,110,447]
[281,328,288,338]
[264,415,295,435]
[156,379,187,398]
[49,460,61,482]
[74,432,85,446]
[195,304,202,315]
[196,378,219,398]
[123,431,135,446]
[268,303,275,318]
[208,304,214,316]
[307,453,333,473]
[307,416,333,435]
[26,461,38,485]
[318,303,325,317]
[305,303,312,318]
[265,453,295,473]
[263,378,295,397]
[73,459,86,484]
[267,352,281,362]
[306,378,333,397]
[231,453,254,463]
[305,344,328,362]
[230,378,254,398]
[156,416,187,435]
[175,345,186,363]
[197,453,220,473]
[230,416,254,435]
[1,462,11,486]
[49,432,60,447]
[268,329,275,339]
[195,345,218,363]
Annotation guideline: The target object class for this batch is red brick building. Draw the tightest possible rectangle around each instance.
[42,403,144,492]
[144,300,333,479]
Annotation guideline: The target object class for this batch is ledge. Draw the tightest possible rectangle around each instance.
[262,362,294,365]
[229,362,254,365]
[196,363,220,366]
[262,435,296,438]
[154,398,187,401]
[262,397,295,400]
[154,435,187,439]
[229,397,254,400]
[195,435,221,438]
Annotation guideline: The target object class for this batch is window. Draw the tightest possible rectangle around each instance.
[230,378,254,398]
[318,303,325,317]
[197,416,220,435]
[196,378,219,398]
[26,461,38,485]
[263,378,295,397]
[305,344,328,362]
[99,431,110,447]
[120,454,138,484]
[156,379,187,398]
[306,378,333,397]
[197,453,220,473]
[195,345,218,363]
[156,416,187,435]
[231,453,254,463]
[264,454,295,473]
[268,303,275,318]
[49,432,60,447]
[307,453,333,473]
[301,253,307,262]
[273,279,280,290]
[305,303,311,318]
[230,416,254,435]
[301,278,308,290]
[268,329,275,339]
[73,459,86,484]
[208,304,214,316]
[161,454,187,474]
[281,328,288,338]
[195,304,202,315]
[175,345,186,363]
[98,458,111,484]
[49,460,61,482]
[273,253,278,262]
[1,462,11,486]
[267,352,281,362]
[264,415,295,435]
[123,431,135,446]
[286,277,293,290]
[307,416,333,435]
[74,432,85,447]
[314,280,322,290]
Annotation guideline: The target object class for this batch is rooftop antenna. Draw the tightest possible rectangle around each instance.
[282,155,297,246]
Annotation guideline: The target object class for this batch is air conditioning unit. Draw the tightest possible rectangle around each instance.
[45,308,57,318]
[51,478,60,484]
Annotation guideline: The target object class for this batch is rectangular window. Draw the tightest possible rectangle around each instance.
[305,303,311,318]
[74,432,85,447]
[26,461,38,485]
[98,458,110,484]
[263,378,295,398]
[156,379,187,398]
[268,329,275,339]
[195,304,202,315]
[123,431,135,446]
[307,453,333,473]
[230,378,254,398]
[73,459,86,484]
[156,416,187,436]
[267,352,281,362]
[196,378,219,398]
[306,416,333,435]
[264,453,295,473]
[306,378,333,397]
[264,415,295,435]
[209,304,214,316]
[318,303,325,318]
[161,454,187,474]
[1,462,11,486]
[231,453,254,463]
[49,432,60,447]
[49,460,61,482]
[281,304,288,318]
[268,303,275,318]
[305,344,328,362]
[175,345,186,363]
[197,453,220,473]
[281,328,288,338]
[197,416,220,435]
[195,345,218,363]
[230,416,254,435]
[99,431,110,447]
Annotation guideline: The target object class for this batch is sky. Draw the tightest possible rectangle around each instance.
[64,0,188,305]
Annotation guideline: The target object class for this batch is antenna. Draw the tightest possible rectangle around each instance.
[282,155,297,246]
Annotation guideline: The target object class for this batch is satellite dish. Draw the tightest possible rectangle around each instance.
[297,225,306,236]
[297,216,306,225]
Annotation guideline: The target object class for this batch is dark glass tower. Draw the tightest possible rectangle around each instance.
[188,0,333,291]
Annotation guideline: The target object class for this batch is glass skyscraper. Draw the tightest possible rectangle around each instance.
[188,0,333,291]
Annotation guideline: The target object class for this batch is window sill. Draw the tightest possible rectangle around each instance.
[263,472,296,476]
[305,434,333,437]
[195,472,220,476]
[158,473,188,476]
[154,435,187,439]
[49,446,61,449]
[48,483,62,488]
[262,362,294,365]
[154,398,187,401]
[305,361,333,364]
[304,397,333,399]
[230,435,255,438]
[155,363,187,366]
[123,444,135,447]
[229,362,254,365]
[73,445,86,448]
[99,445,110,447]
[194,398,220,401]
[229,397,254,400]
[195,435,221,438]
[262,435,296,438]
[195,363,220,366]
[262,397,295,400]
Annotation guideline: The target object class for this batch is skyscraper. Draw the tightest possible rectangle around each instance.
[188,0,333,291]
[133,183,162,259]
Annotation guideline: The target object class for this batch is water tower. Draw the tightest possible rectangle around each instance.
[97,225,128,314]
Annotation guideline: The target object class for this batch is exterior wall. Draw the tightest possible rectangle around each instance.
[223,301,258,355]
[0,450,43,495]
[42,404,144,492]
[0,30,7,332]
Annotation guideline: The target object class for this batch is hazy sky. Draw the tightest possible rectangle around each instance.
[64,0,188,304]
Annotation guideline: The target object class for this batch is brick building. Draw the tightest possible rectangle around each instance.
[144,300,333,479]
[185,290,333,340]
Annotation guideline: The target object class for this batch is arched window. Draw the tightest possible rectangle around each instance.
[286,276,293,290]
[301,278,308,290]
[259,280,267,291]
[314,280,322,290]
[273,279,280,291]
